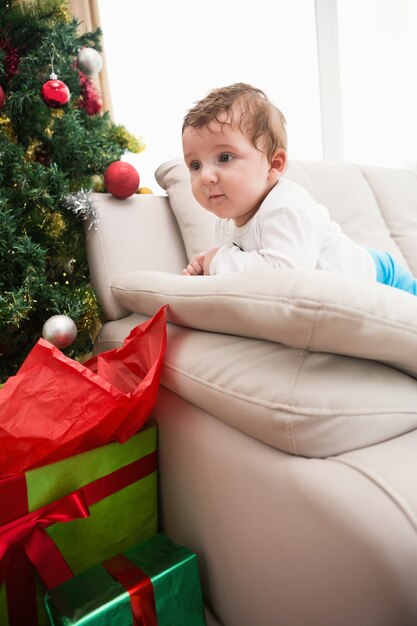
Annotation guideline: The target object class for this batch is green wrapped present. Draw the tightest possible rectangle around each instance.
[45,533,207,626]
[0,423,157,626]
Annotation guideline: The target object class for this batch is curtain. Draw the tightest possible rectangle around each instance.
[68,0,113,118]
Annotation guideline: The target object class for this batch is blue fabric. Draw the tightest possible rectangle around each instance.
[367,247,417,295]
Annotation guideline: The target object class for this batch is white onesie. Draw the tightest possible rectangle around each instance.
[210,177,376,280]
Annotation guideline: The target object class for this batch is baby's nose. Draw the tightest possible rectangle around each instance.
[201,166,218,184]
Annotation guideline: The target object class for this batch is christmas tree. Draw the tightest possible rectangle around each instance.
[0,0,144,381]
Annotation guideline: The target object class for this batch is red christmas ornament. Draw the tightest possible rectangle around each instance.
[41,73,70,107]
[0,86,5,110]
[104,161,140,199]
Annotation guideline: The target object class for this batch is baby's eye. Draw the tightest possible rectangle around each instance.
[219,153,233,163]
[190,161,201,171]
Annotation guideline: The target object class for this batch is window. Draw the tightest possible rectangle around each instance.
[98,1,416,189]
[98,0,322,192]
[338,0,417,168]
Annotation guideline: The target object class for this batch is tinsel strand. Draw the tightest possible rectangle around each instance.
[63,190,98,230]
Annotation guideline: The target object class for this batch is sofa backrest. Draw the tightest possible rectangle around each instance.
[286,160,417,273]
[87,159,417,321]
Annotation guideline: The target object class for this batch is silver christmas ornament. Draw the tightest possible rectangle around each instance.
[42,315,78,349]
[77,47,103,75]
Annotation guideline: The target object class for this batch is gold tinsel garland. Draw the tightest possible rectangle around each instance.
[25,138,42,161]
[113,126,146,154]
[0,115,17,142]
[25,109,64,161]
[40,208,67,238]
[76,288,100,332]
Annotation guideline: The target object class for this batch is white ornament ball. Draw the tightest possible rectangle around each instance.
[42,315,78,349]
[77,47,103,75]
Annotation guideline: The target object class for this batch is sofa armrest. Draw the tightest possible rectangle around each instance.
[85,193,188,321]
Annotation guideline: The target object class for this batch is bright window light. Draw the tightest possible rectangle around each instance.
[338,0,417,169]
[98,0,322,192]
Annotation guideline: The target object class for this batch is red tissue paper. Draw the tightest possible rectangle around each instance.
[0,307,166,477]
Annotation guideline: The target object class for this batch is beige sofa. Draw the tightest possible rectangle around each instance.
[86,159,417,626]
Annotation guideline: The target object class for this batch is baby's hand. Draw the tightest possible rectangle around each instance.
[182,252,205,276]
[182,247,220,276]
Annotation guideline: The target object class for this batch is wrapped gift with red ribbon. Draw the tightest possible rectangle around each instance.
[0,305,166,625]
[45,533,207,626]
[0,423,158,626]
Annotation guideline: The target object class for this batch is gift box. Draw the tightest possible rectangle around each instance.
[0,423,158,626]
[45,533,207,626]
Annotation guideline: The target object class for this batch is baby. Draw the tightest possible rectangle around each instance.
[181,82,417,295]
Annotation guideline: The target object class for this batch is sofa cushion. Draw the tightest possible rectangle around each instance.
[155,159,217,260]
[359,165,417,275]
[95,312,417,458]
[110,268,417,379]
[284,161,408,261]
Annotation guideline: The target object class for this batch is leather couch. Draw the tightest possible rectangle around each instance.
[86,158,417,626]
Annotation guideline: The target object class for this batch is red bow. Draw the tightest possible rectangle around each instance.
[0,490,90,625]
[0,449,157,625]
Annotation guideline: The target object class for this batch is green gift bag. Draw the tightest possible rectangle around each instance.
[45,533,207,626]
[0,423,157,626]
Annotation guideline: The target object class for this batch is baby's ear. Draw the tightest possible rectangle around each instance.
[269,149,287,179]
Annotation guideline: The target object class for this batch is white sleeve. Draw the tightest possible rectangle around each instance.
[209,207,329,274]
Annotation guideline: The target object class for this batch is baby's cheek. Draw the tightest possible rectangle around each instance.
[193,188,206,208]
[191,181,202,201]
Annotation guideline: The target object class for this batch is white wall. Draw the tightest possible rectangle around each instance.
[98,0,322,193]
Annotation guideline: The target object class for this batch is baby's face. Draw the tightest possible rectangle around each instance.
[182,120,278,226]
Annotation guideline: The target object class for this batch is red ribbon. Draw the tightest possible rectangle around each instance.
[83,451,157,507]
[0,449,157,626]
[0,489,89,585]
[103,553,158,626]
[0,474,28,524]
[1,490,90,626]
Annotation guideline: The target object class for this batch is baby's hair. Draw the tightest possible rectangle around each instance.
[182,82,287,161]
